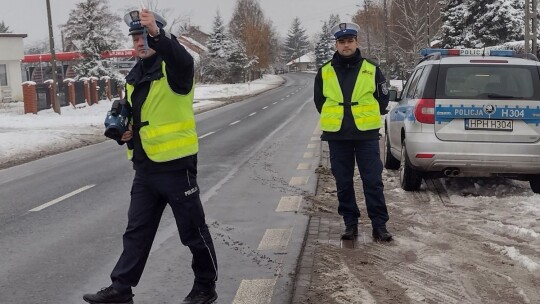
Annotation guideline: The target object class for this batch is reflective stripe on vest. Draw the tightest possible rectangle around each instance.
[320,60,382,132]
[125,61,198,162]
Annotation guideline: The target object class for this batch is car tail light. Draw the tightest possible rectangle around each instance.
[414,98,435,124]
[416,153,435,159]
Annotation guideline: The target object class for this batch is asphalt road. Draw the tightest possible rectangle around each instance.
[0,72,320,303]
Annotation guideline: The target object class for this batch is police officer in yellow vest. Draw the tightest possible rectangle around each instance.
[83,9,217,304]
[314,22,392,242]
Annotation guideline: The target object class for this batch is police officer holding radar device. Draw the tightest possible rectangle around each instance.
[313,22,392,242]
[84,8,218,304]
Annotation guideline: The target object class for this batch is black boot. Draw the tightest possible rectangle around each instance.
[372,226,393,242]
[181,289,218,304]
[83,286,133,304]
[341,224,358,240]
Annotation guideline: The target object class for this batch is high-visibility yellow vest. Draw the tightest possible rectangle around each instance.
[125,61,198,162]
[320,60,382,132]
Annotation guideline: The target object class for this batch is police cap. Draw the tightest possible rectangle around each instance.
[330,22,360,40]
[124,10,167,35]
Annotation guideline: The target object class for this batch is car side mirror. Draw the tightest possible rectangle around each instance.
[388,89,399,101]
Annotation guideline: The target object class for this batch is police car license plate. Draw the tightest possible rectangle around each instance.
[465,119,513,131]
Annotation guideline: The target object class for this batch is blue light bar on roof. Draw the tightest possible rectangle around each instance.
[419,48,516,57]
[489,50,517,57]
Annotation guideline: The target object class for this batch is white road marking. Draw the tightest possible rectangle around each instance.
[272,101,277,104]
[30,184,96,212]
[262,106,269,110]
[199,131,215,139]
[232,279,276,304]
[276,196,302,212]
[280,98,285,101]
[230,120,241,126]
[296,163,311,170]
[249,112,257,116]
[303,152,314,158]
[257,228,293,250]
[289,176,309,186]
[307,143,316,149]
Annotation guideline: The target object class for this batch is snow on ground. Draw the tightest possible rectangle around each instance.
[0,74,284,165]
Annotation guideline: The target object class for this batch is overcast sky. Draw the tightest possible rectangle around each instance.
[3,0,360,47]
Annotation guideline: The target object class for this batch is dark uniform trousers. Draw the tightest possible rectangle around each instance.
[328,139,389,228]
[110,167,218,294]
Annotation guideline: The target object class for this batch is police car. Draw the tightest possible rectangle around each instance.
[383,48,540,193]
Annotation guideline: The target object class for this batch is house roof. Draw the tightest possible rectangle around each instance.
[0,33,28,38]
[177,36,208,63]
[286,52,315,66]
[178,35,208,54]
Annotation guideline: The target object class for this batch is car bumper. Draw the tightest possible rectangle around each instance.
[405,132,540,174]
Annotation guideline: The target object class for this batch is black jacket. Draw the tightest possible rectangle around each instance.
[125,29,196,172]
[314,49,389,141]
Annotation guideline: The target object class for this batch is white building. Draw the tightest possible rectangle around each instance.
[0,33,27,102]
[286,52,316,72]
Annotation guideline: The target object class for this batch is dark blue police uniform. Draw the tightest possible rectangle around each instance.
[313,22,392,242]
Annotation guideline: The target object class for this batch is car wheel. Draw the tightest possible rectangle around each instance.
[383,132,400,170]
[399,142,423,191]
[530,175,540,194]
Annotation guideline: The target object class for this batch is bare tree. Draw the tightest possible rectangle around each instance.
[25,39,50,54]
[389,0,440,71]
[229,0,276,75]
[353,1,386,61]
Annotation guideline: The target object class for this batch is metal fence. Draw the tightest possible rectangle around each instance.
[35,83,68,111]
[34,79,122,111]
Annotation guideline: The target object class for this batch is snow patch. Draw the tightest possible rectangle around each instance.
[485,243,539,272]
[495,222,539,240]
[321,257,376,304]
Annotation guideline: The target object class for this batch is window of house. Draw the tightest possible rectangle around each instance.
[0,64,7,86]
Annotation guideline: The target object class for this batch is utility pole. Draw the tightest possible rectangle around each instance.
[384,0,389,63]
[525,0,538,56]
[427,0,431,47]
[46,0,60,114]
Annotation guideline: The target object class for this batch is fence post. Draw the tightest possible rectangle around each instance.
[101,76,112,101]
[80,77,91,105]
[22,81,38,114]
[44,79,55,109]
[90,77,99,104]
[64,78,75,107]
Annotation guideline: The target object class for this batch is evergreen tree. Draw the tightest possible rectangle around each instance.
[281,17,310,62]
[207,11,229,59]
[475,0,523,46]
[204,11,231,83]
[315,21,333,68]
[227,39,249,83]
[328,14,341,29]
[464,0,524,47]
[203,11,249,83]
[0,21,11,33]
[440,0,468,48]
[61,0,123,79]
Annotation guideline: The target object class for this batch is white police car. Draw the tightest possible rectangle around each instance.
[384,48,540,193]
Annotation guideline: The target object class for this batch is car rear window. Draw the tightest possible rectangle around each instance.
[436,64,540,100]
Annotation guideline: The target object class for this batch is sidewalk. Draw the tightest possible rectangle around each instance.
[292,141,345,303]
[291,141,400,304]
